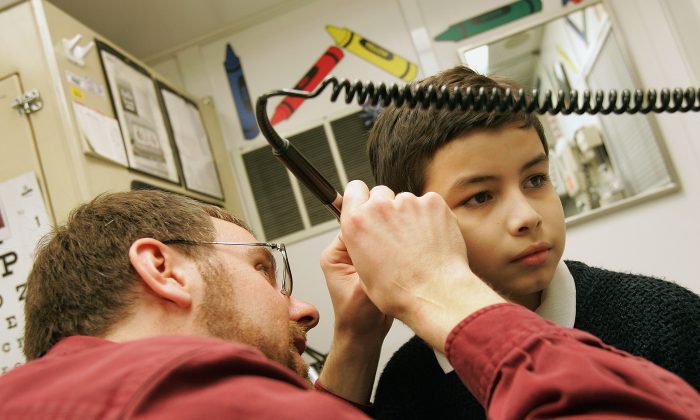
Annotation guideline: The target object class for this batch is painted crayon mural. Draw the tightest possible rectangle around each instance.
[326,25,417,82]
[271,46,344,125]
[224,44,259,140]
[435,0,542,42]
[224,23,421,129]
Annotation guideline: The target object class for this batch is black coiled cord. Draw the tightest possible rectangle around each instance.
[255,77,700,220]
[322,77,700,114]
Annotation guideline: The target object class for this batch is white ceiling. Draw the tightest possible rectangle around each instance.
[47,0,307,62]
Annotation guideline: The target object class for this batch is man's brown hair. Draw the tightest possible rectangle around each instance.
[368,66,548,194]
[24,190,249,360]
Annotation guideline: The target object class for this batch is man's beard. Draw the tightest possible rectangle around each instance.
[195,259,310,381]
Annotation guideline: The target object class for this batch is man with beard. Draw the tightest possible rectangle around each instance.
[0,188,697,419]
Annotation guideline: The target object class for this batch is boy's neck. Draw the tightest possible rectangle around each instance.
[511,291,542,311]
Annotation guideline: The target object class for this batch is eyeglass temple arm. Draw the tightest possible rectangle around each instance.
[255,81,342,220]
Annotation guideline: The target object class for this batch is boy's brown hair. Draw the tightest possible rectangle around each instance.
[368,66,548,194]
[24,190,249,360]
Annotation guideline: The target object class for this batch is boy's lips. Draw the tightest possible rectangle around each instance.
[511,242,552,266]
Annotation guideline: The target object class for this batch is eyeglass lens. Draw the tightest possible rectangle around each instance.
[268,246,291,295]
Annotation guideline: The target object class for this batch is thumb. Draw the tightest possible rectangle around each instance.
[340,180,370,224]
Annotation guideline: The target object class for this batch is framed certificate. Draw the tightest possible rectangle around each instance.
[157,82,224,200]
[96,40,180,184]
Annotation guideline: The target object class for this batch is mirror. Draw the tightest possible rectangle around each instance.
[458,3,677,223]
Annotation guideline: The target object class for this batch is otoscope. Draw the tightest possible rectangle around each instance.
[255,81,343,219]
[255,76,700,220]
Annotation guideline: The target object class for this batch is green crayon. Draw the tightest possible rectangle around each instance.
[436,0,542,42]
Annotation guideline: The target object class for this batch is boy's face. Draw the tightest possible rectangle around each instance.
[422,126,565,308]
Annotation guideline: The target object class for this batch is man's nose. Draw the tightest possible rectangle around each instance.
[288,296,320,330]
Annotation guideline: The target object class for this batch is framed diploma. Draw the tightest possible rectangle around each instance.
[158,82,224,200]
[96,40,180,183]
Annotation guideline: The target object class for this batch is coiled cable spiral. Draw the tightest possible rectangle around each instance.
[255,77,700,219]
[326,77,700,114]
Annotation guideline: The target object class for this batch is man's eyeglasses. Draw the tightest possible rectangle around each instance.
[162,240,293,296]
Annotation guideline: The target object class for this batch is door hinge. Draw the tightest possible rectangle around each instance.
[12,90,43,115]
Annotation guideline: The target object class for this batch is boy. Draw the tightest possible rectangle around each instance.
[367,66,700,419]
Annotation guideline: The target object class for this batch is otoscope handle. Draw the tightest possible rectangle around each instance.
[256,92,341,220]
[273,142,341,219]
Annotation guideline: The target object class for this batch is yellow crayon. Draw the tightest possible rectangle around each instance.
[326,25,418,82]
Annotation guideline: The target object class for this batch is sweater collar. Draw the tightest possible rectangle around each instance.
[433,260,576,373]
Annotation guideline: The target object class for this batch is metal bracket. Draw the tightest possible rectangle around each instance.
[12,90,43,115]
[62,34,94,67]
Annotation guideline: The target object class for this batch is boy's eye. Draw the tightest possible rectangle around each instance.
[524,174,549,188]
[461,191,493,207]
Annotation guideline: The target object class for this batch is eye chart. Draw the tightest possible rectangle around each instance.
[0,172,51,374]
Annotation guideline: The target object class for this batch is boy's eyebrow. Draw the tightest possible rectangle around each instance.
[521,154,549,173]
[447,153,549,194]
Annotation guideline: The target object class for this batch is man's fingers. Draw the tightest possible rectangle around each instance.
[369,185,395,201]
[341,180,370,222]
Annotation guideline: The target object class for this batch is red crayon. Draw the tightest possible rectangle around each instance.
[271,46,344,125]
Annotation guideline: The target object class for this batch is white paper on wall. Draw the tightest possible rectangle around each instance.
[73,101,128,166]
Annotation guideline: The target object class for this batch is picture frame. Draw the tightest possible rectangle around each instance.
[95,39,181,184]
[157,81,224,200]
[130,180,222,208]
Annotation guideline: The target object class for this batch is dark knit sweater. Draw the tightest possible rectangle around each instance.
[372,260,700,420]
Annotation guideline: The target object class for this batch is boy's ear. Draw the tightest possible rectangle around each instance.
[128,238,192,309]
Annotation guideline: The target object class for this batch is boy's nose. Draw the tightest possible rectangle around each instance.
[507,194,543,235]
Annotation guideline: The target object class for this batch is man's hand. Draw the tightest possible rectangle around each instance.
[321,232,393,340]
[339,181,505,352]
[317,228,392,404]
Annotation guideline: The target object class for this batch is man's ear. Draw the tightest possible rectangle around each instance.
[128,238,193,308]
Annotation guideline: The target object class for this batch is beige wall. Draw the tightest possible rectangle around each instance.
[0,0,245,225]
